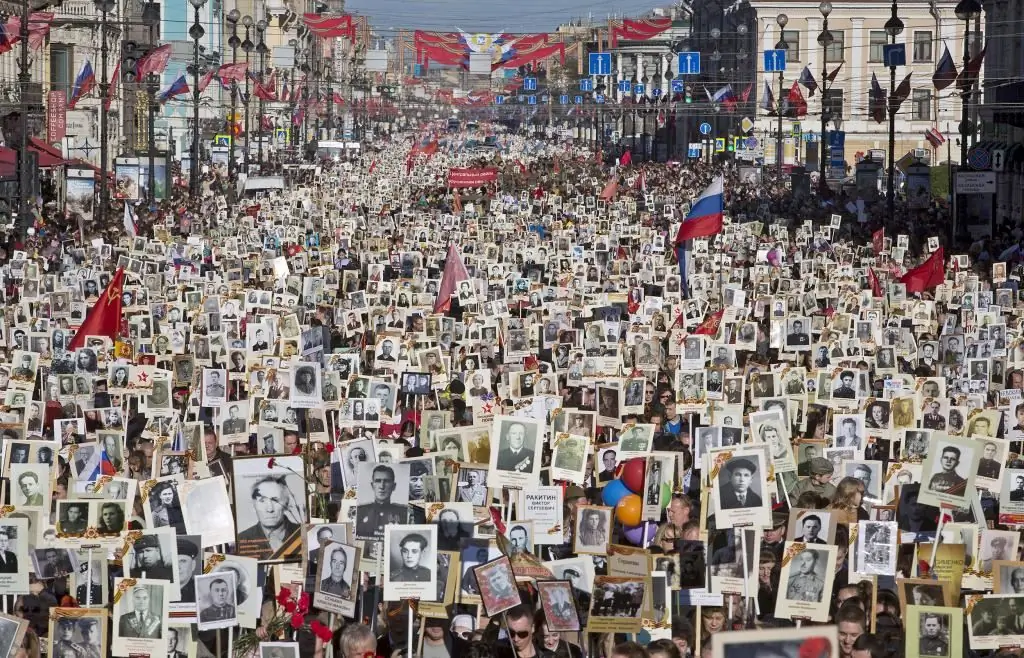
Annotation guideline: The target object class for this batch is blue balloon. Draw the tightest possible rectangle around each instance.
[623,522,658,546]
[601,478,631,508]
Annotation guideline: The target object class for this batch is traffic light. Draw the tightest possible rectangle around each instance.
[121,41,143,82]
[685,85,692,103]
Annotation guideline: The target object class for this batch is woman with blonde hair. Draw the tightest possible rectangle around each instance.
[829,477,869,524]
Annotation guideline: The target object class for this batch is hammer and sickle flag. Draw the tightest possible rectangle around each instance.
[68,267,126,351]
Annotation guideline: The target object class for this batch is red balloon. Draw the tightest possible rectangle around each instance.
[620,458,646,494]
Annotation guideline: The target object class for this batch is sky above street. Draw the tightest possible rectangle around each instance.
[343,0,664,34]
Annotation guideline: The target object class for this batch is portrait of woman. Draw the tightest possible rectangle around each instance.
[149,481,186,534]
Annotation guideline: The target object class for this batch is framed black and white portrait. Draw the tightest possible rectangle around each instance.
[918,435,978,509]
[112,578,170,657]
[709,448,771,529]
[383,524,437,602]
[573,505,611,556]
[774,543,837,623]
[488,416,543,489]
[200,368,227,407]
[354,462,410,541]
[231,456,306,561]
[313,541,358,617]
[195,571,238,631]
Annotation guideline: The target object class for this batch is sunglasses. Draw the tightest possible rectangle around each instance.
[508,629,532,639]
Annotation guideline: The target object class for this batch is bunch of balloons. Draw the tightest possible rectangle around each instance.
[600,457,671,545]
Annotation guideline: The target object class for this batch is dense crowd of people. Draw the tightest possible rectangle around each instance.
[0,119,1019,658]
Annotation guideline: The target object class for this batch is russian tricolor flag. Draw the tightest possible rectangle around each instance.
[675,176,725,244]
[159,73,189,103]
[68,59,95,109]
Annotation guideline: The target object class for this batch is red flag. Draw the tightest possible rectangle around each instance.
[434,244,470,314]
[198,69,215,93]
[135,44,172,79]
[783,81,807,117]
[217,62,248,84]
[956,45,986,92]
[68,267,126,351]
[104,62,120,112]
[692,309,724,336]
[868,268,883,298]
[599,178,618,200]
[872,228,884,255]
[620,150,632,167]
[368,160,377,174]
[901,247,946,294]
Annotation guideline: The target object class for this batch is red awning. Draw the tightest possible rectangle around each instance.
[0,139,66,176]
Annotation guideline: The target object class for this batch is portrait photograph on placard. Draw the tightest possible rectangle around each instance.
[586,576,645,634]
[473,556,521,617]
[537,580,581,632]
[312,541,358,617]
[231,456,306,561]
[382,524,437,602]
[111,578,170,657]
[774,542,837,623]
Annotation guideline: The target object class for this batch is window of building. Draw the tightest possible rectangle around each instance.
[826,30,844,62]
[912,89,931,121]
[50,44,73,96]
[869,31,887,63]
[913,31,933,62]
[823,88,844,119]
[781,29,800,61]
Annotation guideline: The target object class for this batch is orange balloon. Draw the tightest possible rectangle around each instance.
[615,494,643,527]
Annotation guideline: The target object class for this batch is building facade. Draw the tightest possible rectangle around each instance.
[748,0,972,172]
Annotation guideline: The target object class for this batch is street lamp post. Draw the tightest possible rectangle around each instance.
[954,0,982,242]
[187,0,206,199]
[817,1,833,191]
[325,66,334,141]
[255,20,268,172]
[776,13,789,175]
[885,0,904,224]
[226,9,240,184]
[241,15,254,174]
[94,0,115,225]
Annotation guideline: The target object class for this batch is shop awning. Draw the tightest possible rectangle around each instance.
[0,139,67,177]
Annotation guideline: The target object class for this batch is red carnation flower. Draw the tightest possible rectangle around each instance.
[290,612,305,630]
[276,587,292,605]
[324,442,335,453]
[267,457,276,468]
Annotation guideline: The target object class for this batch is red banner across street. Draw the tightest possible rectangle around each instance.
[447,167,498,188]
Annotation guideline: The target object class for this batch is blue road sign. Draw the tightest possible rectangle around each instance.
[699,122,712,135]
[527,95,537,105]
[589,52,612,76]
[634,84,646,95]
[560,94,569,105]
[574,95,584,104]
[687,145,702,158]
[652,88,662,97]
[495,95,504,105]
[677,51,701,75]
[595,94,605,103]
[523,77,537,91]
[580,79,594,92]
[671,79,684,93]
[882,43,906,68]
[618,80,632,93]
[968,146,991,170]
[540,95,549,103]
[746,136,758,149]
[763,48,787,72]
[413,63,424,77]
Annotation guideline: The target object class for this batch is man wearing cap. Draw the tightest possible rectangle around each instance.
[129,535,174,581]
[177,538,199,603]
[54,618,81,658]
[77,619,101,658]
[561,567,591,619]
[719,457,762,509]
[786,549,824,602]
[787,458,837,505]
[981,536,1010,573]
[76,561,103,606]
[119,585,162,638]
